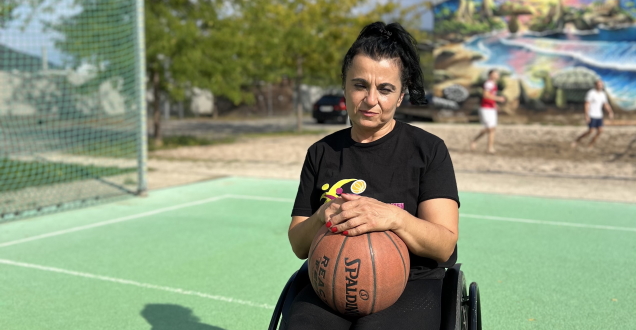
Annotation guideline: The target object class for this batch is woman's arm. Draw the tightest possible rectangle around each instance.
[327,194,458,263]
[288,198,345,259]
[393,198,458,262]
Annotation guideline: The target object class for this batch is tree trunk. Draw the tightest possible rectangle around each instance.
[482,0,493,18]
[295,56,304,132]
[152,70,163,147]
[267,83,273,117]
[508,15,520,33]
[456,0,468,22]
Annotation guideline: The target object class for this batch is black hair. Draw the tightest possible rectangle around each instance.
[488,69,498,77]
[341,22,426,105]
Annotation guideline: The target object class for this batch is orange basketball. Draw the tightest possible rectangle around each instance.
[307,226,410,317]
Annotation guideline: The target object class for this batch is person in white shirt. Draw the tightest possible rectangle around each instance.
[572,80,614,149]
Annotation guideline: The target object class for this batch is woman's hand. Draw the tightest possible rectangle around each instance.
[320,195,458,262]
[288,197,346,259]
[318,197,346,224]
[326,193,405,236]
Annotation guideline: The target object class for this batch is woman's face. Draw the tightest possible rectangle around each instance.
[344,54,404,130]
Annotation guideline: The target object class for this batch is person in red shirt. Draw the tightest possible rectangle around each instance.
[470,69,506,154]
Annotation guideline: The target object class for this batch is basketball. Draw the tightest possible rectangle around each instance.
[307,226,410,317]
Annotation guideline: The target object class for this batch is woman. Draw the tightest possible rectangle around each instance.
[287,22,460,329]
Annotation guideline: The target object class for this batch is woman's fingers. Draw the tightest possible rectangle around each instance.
[326,195,400,234]
[329,217,374,236]
[328,207,361,226]
[329,213,384,234]
[342,223,373,237]
[341,193,362,202]
[329,216,361,233]
[324,197,358,226]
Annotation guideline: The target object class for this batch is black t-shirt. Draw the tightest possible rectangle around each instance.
[291,120,460,280]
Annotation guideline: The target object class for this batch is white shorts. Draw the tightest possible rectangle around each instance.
[479,108,497,128]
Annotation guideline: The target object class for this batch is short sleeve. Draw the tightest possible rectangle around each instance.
[291,150,318,217]
[484,81,495,92]
[585,90,593,102]
[418,141,460,207]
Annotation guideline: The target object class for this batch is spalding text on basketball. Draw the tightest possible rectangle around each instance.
[344,257,361,316]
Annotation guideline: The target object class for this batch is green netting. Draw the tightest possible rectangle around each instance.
[0,0,147,221]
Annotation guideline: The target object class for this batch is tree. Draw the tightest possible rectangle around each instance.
[50,0,430,143]
[0,2,17,27]
[1,0,61,29]
[144,0,253,145]
[240,0,428,131]
[50,0,140,113]
[51,0,253,146]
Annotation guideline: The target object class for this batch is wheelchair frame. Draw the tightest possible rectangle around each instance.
[268,261,481,330]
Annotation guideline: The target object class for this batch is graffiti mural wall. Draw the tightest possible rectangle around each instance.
[432,0,636,114]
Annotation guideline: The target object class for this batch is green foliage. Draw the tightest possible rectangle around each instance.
[148,135,236,151]
[48,0,426,109]
[49,0,139,107]
[240,0,425,88]
[0,159,136,192]
[145,0,253,105]
[419,51,435,90]
[0,0,46,28]
[437,7,453,19]
[0,2,17,27]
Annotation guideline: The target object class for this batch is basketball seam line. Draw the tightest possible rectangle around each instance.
[383,232,408,289]
[332,236,347,314]
[367,233,377,314]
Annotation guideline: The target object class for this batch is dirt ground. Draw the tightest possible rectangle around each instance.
[148,118,636,204]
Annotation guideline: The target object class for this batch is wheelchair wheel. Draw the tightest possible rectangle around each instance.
[459,273,468,330]
[468,282,482,330]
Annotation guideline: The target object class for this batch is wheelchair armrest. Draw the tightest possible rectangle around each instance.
[440,263,464,330]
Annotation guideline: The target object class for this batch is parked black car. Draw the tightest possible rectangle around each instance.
[312,94,348,124]
[395,93,435,121]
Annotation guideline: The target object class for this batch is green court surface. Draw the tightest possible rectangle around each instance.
[0,177,634,330]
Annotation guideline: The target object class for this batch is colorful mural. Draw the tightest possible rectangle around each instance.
[432,0,636,113]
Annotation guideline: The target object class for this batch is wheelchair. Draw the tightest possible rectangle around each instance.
[268,261,481,330]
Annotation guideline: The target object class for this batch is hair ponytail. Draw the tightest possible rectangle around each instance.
[342,22,427,105]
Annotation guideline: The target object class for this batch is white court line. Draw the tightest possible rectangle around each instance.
[2,194,634,250]
[0,259,273,309]
[0,194,292,249]
[0,195,230,249]
[461,213,636,232]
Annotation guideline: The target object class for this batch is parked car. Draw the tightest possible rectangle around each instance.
[395,92,435,121]
[312,94,348,124]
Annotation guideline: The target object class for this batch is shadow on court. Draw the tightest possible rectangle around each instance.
[141,304,225,330]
